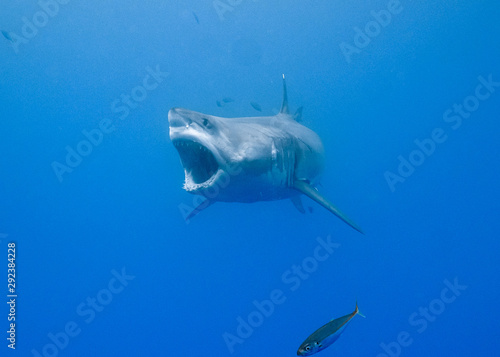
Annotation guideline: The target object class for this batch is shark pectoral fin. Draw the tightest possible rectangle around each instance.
[186,199,214,221]
[290,196,306,214]
[293,180,364,234]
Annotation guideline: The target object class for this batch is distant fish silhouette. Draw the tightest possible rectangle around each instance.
[222,97,234,103]
[297,302,365,356]
[192,12,200,24]
[250,101,262,112]
[2,30,13,42]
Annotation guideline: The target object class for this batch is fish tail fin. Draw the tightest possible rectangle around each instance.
[355,301,366,318]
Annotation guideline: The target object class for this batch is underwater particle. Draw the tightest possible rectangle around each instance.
[297,302,365,356]
[250,101,262,111]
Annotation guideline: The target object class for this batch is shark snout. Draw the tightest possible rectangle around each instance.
[168,107,191,129]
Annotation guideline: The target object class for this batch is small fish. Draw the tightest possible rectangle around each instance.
[2,30,13,42]
[297,302,364,356]
[216,100,223,107]
[222,97,234,103]
[250,101,262,112]
[192,12,200,24]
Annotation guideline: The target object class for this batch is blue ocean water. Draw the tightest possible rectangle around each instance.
[1,1,499,356]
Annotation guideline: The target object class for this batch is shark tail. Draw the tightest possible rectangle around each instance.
[293,180,364,234]
[293,106,303,122]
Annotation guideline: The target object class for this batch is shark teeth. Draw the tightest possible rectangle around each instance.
[183,168,223,192]
[172,139,219,188]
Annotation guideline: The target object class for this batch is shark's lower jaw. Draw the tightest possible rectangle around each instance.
[184,168,225,193]
[172,139,220,192]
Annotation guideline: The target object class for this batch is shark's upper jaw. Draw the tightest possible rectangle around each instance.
[172,139,221,191]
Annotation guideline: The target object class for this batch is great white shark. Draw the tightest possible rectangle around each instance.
[168,75,363,233]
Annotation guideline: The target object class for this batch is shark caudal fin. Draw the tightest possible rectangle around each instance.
[293,106,303,122]
[280,74,289,114]
[293,180,364,234]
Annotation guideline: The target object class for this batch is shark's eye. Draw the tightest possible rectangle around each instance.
[202,118,211,128]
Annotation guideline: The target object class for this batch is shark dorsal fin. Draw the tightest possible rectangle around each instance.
[280,74,289,114]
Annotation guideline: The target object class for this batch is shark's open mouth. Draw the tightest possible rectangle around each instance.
[173,139,219,188]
